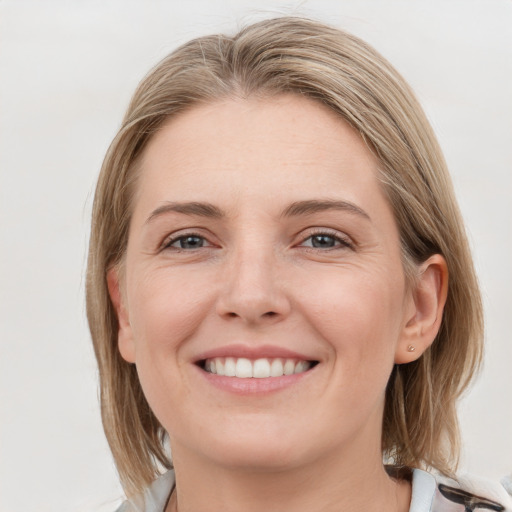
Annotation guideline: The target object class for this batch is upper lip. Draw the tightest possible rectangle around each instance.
[194,344,318,363]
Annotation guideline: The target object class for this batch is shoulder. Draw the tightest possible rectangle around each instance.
[114,471,175,512]
[411,468,512,512]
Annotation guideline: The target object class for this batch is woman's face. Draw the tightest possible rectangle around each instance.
[111,94,419,471]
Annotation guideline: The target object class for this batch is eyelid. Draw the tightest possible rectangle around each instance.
[160,229,215,251]
[158,227,354,252]
[296,227,355,250]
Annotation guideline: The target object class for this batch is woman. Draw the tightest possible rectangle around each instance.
[86,17,512,512]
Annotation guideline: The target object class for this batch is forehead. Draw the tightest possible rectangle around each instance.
[135,94,382,208]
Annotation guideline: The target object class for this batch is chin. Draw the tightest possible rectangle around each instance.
[177,415,316,472]
[208,440,307,472]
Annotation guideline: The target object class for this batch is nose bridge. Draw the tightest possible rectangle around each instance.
[217,235,290,323]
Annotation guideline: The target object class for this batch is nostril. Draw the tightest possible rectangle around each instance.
[263,311,277,317]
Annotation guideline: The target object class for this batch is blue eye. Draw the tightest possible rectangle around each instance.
[301,233,352,249]
[309,234,337,248]
[167,235,208,250]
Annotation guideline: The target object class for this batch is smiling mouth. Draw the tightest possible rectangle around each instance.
[198,357,318,379]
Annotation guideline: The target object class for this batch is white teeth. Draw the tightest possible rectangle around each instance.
[224,357,236,377]
[235,358,253,378]
[294,361,309,374]
[216,358,225,375]
[270,359,284,377]
[283,359,295,375]
[204,357,313,378]
[253,358,271,378]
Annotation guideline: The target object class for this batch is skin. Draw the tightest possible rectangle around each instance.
[108,94,448,512]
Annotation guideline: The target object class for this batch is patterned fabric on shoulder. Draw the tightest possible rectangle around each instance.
[431,472,512,512]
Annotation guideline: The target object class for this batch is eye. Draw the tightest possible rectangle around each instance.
[299,231,353,250]
[164,234,211,250]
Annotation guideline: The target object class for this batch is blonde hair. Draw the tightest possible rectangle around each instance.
[86,16,483,497]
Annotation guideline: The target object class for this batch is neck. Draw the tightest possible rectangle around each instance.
[166,441,411,512]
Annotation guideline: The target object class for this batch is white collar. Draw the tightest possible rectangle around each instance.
[119,471,175,512]
[409,469,437,512]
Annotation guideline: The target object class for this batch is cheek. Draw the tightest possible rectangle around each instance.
[298,268,405,368]
[125,269,215,428]
[128,268,214,356]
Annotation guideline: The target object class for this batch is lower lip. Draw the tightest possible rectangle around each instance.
[196,365,315,395]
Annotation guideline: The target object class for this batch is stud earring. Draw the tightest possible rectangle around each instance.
[407,345,416,352]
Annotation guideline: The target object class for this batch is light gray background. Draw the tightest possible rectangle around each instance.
[1,1,511,511]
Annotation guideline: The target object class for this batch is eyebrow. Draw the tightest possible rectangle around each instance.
[145,201,225,224]
[281,199,371,221]
[145,198,371,224]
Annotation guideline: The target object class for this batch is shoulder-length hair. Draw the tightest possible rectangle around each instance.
[86,16,483,497]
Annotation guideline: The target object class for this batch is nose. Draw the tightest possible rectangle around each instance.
[215,246,292,325]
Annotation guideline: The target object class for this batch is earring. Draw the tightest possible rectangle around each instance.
[407,345,416,352]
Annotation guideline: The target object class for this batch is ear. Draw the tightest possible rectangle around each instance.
[107,267,136,363]
[395,254,448,364]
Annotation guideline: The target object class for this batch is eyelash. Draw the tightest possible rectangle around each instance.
[162,232,212,251]
[161,229,353,253]
[298,229,354,251]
